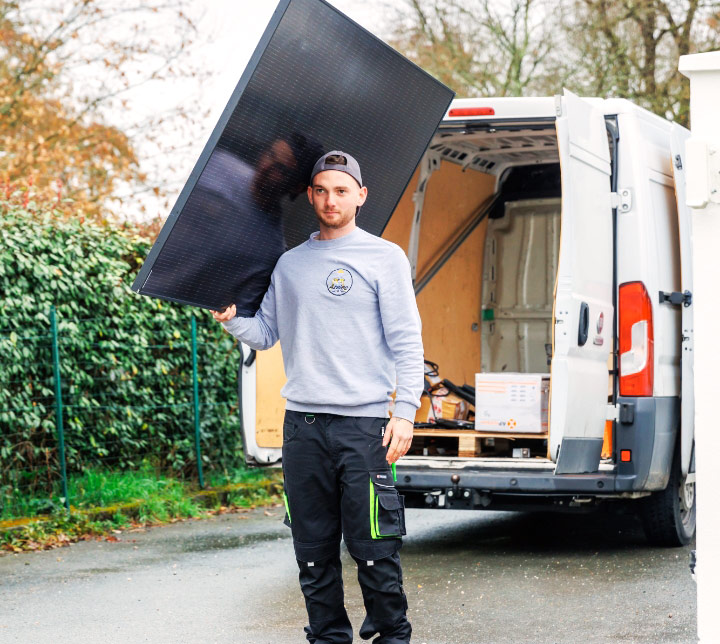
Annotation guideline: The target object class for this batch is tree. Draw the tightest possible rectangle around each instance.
[561,0,720,124]
[389,0,720,123]
[388,0,560,97]
[0,0,205,223]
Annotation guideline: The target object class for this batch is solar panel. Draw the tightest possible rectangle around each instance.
[132,0,454,315]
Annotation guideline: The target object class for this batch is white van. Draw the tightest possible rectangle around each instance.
[237,91,696,547]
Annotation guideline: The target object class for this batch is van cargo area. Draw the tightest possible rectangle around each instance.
[382,116,578,465]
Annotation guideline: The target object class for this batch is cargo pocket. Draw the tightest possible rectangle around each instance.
[369,477,406,539]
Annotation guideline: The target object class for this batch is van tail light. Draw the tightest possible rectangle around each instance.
[448,107,495,117]
[619,281,654,396]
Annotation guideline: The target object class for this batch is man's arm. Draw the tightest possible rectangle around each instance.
[377,246,424,463]
[212,274,279,350]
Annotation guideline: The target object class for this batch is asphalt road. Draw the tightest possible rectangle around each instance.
[0,507,696,644]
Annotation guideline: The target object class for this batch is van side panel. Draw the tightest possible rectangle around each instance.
[615,110,681,398]
[383,162,495,386]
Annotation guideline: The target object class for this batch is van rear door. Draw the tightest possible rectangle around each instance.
[670,123,695,477]
[550,91,614,473]
[240,343,284,465]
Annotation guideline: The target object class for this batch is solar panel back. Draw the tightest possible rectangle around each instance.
[132,0,454,315]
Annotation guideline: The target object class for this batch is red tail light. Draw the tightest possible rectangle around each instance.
[448,107,495,117]
[619,281,654,396]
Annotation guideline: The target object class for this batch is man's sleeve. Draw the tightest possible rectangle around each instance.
[377,247,424,423]
[221,272,279,351]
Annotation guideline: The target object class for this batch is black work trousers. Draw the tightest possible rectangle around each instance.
[282,410,411,644]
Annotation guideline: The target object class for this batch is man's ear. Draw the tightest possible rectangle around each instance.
[357,186,368,207]
[307,185,313,204]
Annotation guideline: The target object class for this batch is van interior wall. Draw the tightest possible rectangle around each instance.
[482,198,560,375]
[382,161,496,387]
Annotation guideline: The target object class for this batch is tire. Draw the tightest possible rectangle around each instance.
[640,449,696,547]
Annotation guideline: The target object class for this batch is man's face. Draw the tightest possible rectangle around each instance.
[307,170,367,229]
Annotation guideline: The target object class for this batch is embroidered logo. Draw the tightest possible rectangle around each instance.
[326,268,353,296]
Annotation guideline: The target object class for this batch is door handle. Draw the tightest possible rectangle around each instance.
[578,302,590,346]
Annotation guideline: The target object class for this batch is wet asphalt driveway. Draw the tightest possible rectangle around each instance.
[0,507,696,644]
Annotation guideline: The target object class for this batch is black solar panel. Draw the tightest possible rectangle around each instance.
[132,0,454,314]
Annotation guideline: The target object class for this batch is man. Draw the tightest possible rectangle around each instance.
[213,151,423,644]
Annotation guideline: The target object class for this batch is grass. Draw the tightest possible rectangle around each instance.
[0,464,283,552]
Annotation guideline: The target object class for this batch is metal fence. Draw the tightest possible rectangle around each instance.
[0,307,242,519]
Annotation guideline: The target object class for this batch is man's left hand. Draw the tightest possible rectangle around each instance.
[382,417,414,465]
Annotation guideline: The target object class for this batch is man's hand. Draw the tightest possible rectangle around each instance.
[382,417,414,465]
[211,304,236,323]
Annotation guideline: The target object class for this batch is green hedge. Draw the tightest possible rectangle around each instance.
[0,203,244,502]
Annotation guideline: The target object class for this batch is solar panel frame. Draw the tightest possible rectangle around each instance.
[132,0,454,312]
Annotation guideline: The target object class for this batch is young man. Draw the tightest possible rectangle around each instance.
[213,151,423,644]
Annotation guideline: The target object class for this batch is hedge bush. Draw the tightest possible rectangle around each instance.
[0,202,244,503]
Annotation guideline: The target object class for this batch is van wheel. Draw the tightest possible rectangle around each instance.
[640,452,696,547]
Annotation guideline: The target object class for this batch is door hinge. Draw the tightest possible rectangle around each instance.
[610,188,632,212]
[659,290,692,307]
[608,403,636,423]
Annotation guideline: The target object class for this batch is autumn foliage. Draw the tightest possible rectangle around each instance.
[0,0,202,224]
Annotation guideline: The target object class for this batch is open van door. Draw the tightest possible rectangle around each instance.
[240,343,284,465]
[550,90,614,473]
[670,123,695,478]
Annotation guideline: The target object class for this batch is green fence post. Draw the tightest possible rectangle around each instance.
[50,306,70,512]
[191,316,205,488]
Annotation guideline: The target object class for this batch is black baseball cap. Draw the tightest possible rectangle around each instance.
[310,151,363,187]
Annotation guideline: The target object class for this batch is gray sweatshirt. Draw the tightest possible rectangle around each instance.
[222,226,424,422]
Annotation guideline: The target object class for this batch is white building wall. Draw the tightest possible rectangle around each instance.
[679,50,720,644]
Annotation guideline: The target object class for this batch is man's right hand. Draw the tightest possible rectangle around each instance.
[212,304,236,323]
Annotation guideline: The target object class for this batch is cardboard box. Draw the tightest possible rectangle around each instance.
[424,390,469,422]
[475,373,549,434]
[440,394,468,420]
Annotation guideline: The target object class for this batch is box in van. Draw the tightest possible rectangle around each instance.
[474,373,549,433]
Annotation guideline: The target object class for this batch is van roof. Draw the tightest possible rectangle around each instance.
[444,96,673,131]
[435,96,674,176]
[444,97,558,121]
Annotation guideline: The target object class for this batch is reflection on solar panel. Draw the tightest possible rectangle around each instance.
[132,0,454,315]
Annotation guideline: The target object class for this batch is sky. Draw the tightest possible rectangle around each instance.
[123,0,395,221]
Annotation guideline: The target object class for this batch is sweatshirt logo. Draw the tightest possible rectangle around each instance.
[326,268,353,296]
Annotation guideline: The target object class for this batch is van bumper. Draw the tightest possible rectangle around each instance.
[395,464,636,496]
[395,395,680,501]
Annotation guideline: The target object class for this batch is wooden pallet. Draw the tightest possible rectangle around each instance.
[412,427,548,458]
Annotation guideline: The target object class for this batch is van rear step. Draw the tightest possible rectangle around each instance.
[411,427,548,459]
